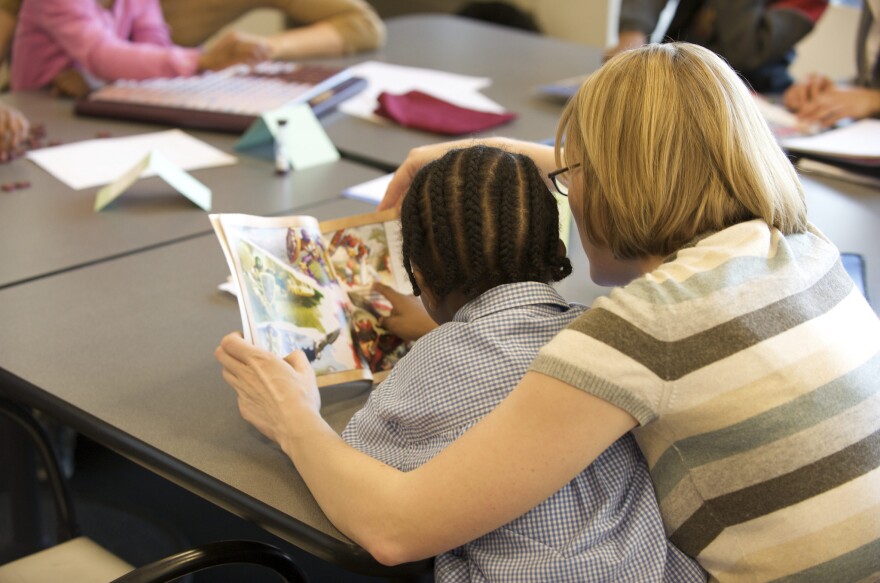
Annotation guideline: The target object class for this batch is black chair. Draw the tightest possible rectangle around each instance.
[0,398,309,583]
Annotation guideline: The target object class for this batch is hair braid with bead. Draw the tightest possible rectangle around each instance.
[401,145,572,301]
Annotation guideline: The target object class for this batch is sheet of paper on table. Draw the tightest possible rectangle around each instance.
[342,172,395,205]
[337,61,506,123]
[26,129,237,190]
[779,119,880,163]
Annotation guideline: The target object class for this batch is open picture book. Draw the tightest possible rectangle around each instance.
[210,209,412,387]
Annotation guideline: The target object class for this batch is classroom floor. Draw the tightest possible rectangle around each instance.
[17,434,430,583]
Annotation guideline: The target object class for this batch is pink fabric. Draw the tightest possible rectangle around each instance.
[375,90,517,135]
[11,0,202,91]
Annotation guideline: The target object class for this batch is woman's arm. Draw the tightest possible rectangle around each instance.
[378,138,556,211]
[268,0,385,58]
[605,0,667,59]
[215,333,637,565]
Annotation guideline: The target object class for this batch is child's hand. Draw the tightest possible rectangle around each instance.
[372,281,438,342]
[0,104,29,156]
[198,31,272,72]
[50,68,91,99]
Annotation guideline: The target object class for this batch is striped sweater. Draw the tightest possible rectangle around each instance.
[531,219,880,581]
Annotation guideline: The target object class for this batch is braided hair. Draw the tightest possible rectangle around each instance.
[401,145,572,301]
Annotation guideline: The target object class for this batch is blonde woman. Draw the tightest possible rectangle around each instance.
[217,43,880,581]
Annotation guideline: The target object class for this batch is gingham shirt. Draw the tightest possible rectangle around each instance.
[343,282,705,583]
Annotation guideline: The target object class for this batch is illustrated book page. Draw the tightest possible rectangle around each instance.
[210,209,411,387]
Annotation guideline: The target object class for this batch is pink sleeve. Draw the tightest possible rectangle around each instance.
[37,0,201,81]
[129,0,175,46]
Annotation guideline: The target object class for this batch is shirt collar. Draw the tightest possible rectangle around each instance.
[453,282,571,323]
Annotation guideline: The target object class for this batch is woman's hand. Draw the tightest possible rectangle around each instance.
[214,332,321,446]
[373,281,438,342]
[378,143,463,210]
[378,138,551,211]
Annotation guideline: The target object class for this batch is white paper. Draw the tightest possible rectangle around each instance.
[780,120,880,160]
[752,94,821,138]
[27,129,237,190]
[342,173,394,205]
[338,61,506,122]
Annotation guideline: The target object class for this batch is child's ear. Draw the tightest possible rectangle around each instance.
[556,238,568,258]
[412,270,435,309]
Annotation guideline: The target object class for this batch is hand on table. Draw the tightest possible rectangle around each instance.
[372,281,438,342]
[0,104,29,158]
[783,73,834,112]
[199,31,273,72]
[792,85,880,128]
[215,332,321,446]
[50,68,91,99]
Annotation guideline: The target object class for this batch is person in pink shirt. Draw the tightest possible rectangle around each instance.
[11,0,269,96]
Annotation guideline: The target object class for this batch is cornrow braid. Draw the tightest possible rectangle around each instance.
[400,145,572,301]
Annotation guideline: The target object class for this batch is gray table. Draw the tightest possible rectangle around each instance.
[322,14,602,170]
[0,195,431,576]
[798,173,880,314]
[0,93,385,289]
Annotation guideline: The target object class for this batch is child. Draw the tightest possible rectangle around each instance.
[341,145,705,582]
[11,0,268,96]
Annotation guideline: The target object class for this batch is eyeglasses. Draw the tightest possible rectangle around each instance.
[547,163,580,196]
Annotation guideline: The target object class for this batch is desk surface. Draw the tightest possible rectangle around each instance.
[0,15,876,578]
[323,14,602,170]
[0,93,385,289]
[0,196,429,576]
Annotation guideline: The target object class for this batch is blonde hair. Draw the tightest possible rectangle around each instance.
[556,43,807,259]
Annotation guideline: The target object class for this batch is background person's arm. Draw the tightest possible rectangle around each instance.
[605,0,667,59]
[215,333,637,565]
[706,0,828,73]
[268,0,385,58]
[794,84,880,126]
